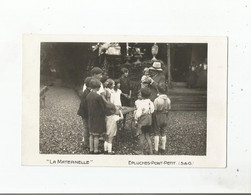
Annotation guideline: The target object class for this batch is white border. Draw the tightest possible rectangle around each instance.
[22,35,227,168]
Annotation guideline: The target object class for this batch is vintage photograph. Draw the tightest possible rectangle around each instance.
[39,42,208,156]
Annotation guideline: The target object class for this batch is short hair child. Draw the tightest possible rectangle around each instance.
[121,67,129,75]
[134,87,154,155]
[89,78,101,89]
[85,77,92,88]
[86,78,106,154]
[104,79,114,102]
[153,83,171,155]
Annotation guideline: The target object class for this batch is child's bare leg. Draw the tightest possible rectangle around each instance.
[145,132,153,155]
[89,135,94,153]
[93,135,99,153]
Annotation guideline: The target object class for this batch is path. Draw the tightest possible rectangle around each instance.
[40,86,206,155]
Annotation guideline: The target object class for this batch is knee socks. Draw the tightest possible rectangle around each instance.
[104,141,108,152]
[94,136,99,153]
[108,143,112,153]
[154,136,160,151]
[161,136,166,150]
[89,135,94,152]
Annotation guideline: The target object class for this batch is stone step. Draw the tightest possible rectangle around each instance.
[171,104,207,110]
[170,96,207,102]
[171,107,206,111]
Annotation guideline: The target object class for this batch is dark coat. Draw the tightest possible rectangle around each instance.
[149,71,166,101]
[120,76,131,106]
[86,91,106,135]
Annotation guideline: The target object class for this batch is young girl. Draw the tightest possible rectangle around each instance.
[110,79,122,108]
[104,78,114,103]
[104,103,123,154]
[134,87,154,155]
[86,78,106,154]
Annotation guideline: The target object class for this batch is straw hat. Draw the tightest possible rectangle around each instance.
[149,62,163,71]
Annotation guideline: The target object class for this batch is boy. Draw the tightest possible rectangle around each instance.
[153,83,171,155]
[86,78,106,154]
[83,67,105,95]
[77,77,92,148]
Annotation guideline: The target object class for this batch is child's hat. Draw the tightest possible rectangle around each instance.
[91,67,103,75]
[105,102,117,116]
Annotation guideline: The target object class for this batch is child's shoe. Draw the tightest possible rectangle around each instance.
[94,151,102,155]
[134,150,144,155]
[108,151,116,155]
[104,151,108,155]
[153,150,159,155]
[159,149,166,155]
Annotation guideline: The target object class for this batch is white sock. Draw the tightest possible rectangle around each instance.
[82,137,85,142]
[104,141,108,151]
[108,143,112,153]
[154,136,159,151]
[161,136,166,150]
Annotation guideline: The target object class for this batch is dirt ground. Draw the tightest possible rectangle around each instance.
[40,86,206,155]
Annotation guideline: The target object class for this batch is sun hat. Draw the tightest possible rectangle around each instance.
[149,61,163,71]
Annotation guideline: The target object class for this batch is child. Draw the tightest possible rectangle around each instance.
[77,77,92,148]
[104,103,123,154]
[134,88,154,155]
[104,78,114,103]
[110,79,122,108]
[141,68,154,88]
[86,78,106,154]
[153,83,171,155]
[83,67,105,96]
[120,68,131,106]
[119,68,132,128]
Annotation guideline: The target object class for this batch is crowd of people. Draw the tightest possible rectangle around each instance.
[77,61,171,155]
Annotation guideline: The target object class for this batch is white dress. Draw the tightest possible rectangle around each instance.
[105,115,120,137]
[110,89,122,107]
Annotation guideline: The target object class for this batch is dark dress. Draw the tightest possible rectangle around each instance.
[86,91,106,135]
[120,76,131,106]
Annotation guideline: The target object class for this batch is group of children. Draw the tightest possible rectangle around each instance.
[77,66,171,155]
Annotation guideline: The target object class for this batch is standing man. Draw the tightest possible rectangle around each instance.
[148,62,166,101]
